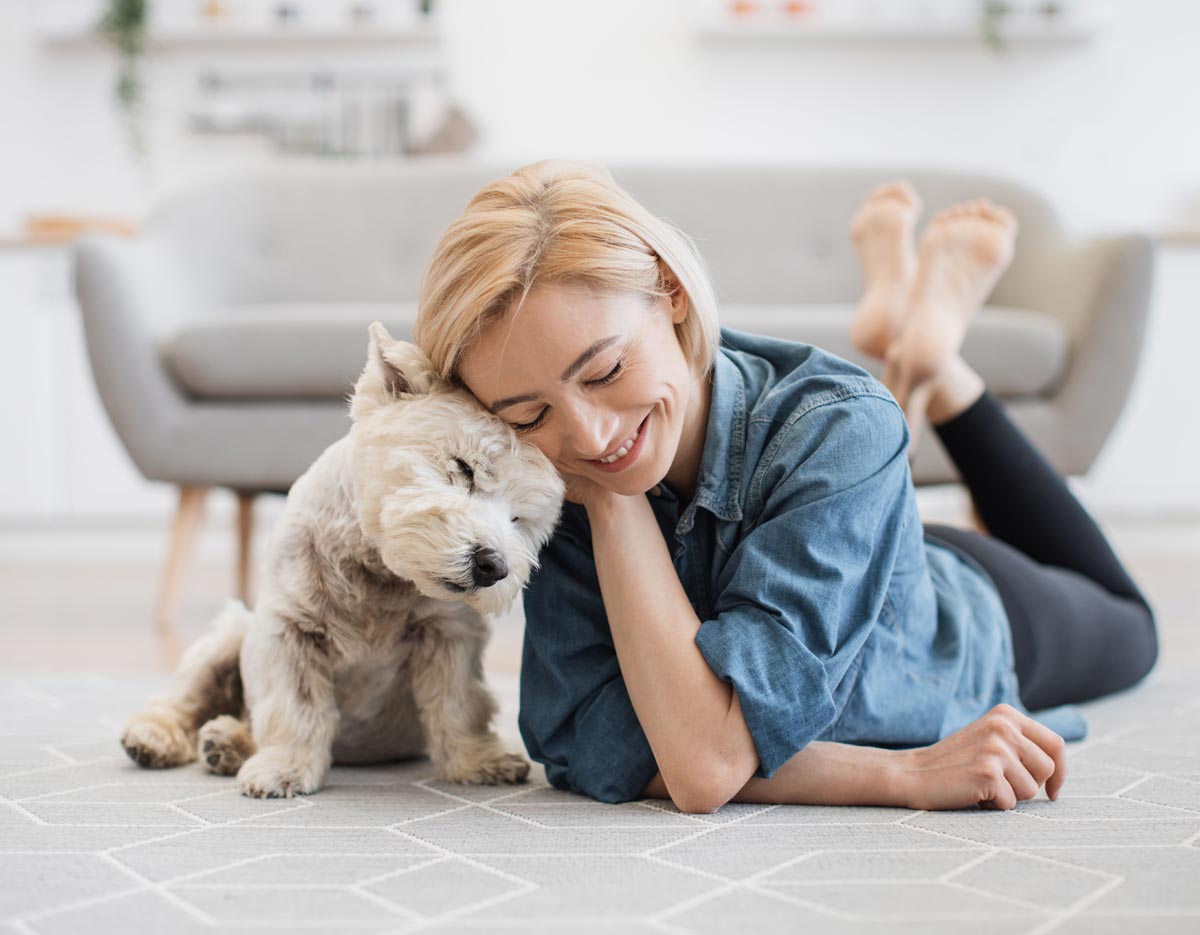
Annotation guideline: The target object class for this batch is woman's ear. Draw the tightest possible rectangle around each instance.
[659,261,689,325]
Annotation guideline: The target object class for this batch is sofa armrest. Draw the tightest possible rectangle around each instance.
[73,234,191,483]
[1045,234,1155,473]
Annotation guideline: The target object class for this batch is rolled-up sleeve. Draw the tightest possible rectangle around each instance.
[695,393,912,778]
[518,507,659,804]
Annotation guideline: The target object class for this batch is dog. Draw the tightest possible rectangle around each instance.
[119,322,565,798]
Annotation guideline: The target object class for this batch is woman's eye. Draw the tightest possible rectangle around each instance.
[512,410,546,433]
[587,360,623,387]
[509,359,622,434]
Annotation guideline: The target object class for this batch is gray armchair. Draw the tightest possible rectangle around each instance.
[74,162,1154,627]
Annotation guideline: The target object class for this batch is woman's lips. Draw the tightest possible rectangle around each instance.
[588,414,649,473]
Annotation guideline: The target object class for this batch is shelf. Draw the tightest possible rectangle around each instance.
[696,18,1100,42]
[39,25,441,48]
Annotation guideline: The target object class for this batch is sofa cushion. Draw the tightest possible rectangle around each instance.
[160,303,419,400]
[160,302,1068,400]
[722,304,1069,398]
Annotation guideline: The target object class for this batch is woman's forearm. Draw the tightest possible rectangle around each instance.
[731,741,911,806]
[589,493,758,807]
[643,741,911,808]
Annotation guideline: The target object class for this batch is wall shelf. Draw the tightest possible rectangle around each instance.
[38,25,441,48]
[695,20,1099,43]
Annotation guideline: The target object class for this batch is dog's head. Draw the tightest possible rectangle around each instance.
[348,322,565,616]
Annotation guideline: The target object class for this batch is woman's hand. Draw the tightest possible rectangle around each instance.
[560,471,604,509]
[897,704,1068,811]
[558,469,626,516]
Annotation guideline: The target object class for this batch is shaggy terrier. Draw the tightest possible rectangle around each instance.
[120,323,564,797]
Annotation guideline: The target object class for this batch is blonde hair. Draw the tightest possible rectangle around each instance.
[413,159,721,382]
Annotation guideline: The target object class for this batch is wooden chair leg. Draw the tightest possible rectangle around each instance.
[236,492,255,606]
[154,485,208,638]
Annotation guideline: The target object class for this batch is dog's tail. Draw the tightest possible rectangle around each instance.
[175,599,253,723]
[121,599,253,769]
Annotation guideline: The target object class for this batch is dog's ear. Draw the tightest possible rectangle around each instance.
[350,323,442,419]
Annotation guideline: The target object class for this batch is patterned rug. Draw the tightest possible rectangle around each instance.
[2,671,1199,935]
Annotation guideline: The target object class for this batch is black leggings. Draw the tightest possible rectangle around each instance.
[920,391,1158,712]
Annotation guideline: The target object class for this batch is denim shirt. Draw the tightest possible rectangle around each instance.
[519,327,1088,804]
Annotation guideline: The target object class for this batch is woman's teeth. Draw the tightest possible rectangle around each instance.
[598,424,641,463]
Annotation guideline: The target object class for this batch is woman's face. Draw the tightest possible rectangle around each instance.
[457,280,704,499]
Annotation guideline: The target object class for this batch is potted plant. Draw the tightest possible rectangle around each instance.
[98,0,150,171]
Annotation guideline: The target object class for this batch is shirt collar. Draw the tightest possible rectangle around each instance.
[676,345,745,528]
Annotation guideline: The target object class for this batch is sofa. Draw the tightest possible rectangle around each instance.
[73,161,1154,625]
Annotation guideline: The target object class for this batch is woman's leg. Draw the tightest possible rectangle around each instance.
[923,519,1156,709]
[849,185,1157,709]
[929,363,1148,605]
[922,358,1157,709]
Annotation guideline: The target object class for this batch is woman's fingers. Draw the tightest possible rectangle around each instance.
[975,705,1068,808]
[1016,733,1058,792]
[983,780,1018,811]
[1002,754,1041,804]
[1015,712,1069,800]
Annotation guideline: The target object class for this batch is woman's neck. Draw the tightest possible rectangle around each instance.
[662,370,713,504]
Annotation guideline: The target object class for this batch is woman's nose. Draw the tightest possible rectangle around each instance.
[560,400,617,459]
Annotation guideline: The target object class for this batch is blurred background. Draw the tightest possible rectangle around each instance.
[1,0,1197,673]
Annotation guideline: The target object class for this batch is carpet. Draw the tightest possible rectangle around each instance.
[2,672,1199,934]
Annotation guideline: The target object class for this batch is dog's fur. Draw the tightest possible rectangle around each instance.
[120,323,564,797]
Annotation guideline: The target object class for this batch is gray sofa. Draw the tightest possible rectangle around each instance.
[73,161,1154,625]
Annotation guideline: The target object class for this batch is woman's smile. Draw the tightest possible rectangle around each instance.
[586,413,650,473]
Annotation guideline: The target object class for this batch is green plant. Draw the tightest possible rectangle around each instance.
[981,0,1010,52]
[97,0,149,167]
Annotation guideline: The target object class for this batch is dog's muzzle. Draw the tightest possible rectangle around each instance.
[470,547,509,588]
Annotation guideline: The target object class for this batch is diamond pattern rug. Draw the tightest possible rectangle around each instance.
[2,672,1198,934]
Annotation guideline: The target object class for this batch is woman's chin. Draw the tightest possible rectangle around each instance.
[593,461,661,497]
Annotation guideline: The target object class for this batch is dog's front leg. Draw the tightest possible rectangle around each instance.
[409,621,530,785]
[236,611,338,798]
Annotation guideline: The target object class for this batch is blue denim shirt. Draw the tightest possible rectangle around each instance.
[519,327,1088,804]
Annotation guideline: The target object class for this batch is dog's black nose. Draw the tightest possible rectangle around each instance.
[471,547,508,588]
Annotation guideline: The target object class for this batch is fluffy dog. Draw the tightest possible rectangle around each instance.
[119,323,564,797]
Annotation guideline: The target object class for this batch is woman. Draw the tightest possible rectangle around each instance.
[413,161,1157,814]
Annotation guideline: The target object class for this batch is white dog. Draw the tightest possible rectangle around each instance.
[120,323,564,798]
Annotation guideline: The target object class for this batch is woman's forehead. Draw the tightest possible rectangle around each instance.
[462,286,646,383]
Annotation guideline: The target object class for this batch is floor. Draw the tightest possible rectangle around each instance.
[1,495,1198,934]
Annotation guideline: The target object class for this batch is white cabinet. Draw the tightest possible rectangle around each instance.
[0,246,173,520]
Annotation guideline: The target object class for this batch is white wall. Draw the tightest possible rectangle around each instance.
[5,0,1200,234]
[1,0,1197,519]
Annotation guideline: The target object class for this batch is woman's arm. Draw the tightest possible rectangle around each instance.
[586,488,1070,813]
[641,703,1068,810]
[587,492,758,813]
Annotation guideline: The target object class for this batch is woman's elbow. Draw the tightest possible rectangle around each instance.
[664,754,752,815]
[671,786,728,815]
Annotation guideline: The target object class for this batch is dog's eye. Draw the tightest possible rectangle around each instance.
[511,516,521,525]
[452,458,475,490]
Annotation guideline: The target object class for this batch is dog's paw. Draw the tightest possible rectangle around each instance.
[197,715,254,776]
[442,750,531,786]
[237,748,324,799]
[120,710,195,769]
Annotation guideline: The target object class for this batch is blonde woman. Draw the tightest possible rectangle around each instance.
[413,161,1157,814]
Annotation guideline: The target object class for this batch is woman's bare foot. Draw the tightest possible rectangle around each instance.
[849,181,922,360]
[883,199,1017,410]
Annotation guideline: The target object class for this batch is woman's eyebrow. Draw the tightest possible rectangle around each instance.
[489,335,621,413]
